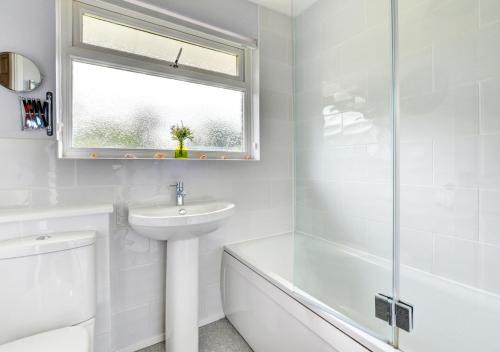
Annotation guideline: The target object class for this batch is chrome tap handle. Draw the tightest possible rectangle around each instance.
[169,181,184,193]
[170,181,186,206]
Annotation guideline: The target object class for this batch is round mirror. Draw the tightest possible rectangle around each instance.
[0,52,43,93]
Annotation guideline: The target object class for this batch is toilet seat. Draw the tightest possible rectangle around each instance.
[0,326,90,352]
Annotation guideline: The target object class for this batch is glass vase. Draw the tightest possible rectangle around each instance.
[174,143,188,158]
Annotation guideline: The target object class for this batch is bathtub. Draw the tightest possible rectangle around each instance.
[221,233,500,352]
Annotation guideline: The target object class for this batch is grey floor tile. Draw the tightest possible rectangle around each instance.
[136,343,165,352]
[136,318,253,352]
[199,318,253,352]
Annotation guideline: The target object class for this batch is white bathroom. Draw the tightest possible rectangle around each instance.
[0,0,499,352]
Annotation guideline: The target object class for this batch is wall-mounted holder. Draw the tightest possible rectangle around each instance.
[19,92,53,136]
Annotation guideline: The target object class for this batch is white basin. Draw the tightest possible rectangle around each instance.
[128,201,235,241]
[128,201,235,352]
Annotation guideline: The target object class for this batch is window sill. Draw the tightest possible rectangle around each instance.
[58,149,259,161]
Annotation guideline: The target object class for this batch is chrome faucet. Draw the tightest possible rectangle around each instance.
[170,181,186,206]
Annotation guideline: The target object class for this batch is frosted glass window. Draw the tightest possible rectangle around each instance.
[72,61,244,151]
[82,15,239,76]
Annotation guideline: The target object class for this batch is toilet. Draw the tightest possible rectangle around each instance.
[0,231,97,351]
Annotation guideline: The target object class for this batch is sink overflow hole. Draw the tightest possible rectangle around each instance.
[36,235,52,240]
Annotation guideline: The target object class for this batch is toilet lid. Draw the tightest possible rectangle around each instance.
[0,326,89,352]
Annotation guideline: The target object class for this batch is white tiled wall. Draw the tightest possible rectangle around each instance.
[398,0,500,296]
[294,0,500,301]
[0,1,293,351]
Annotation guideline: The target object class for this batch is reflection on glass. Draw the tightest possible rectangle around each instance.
[72,61,244,151]
[82,15,239,76]
[323,105,373,138]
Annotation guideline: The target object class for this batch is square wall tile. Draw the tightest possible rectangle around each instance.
[323,145,367,182]
[433,136,479,187]
[260,89,293,120]
[479,189,500,246]
[480,77,500,134]
[199,283,223,323]
[0,190,31,208]
[480,0,500,26]
[0,222,21,241]
[365,221,392,259]
[340,25,391,75]
[295,148,324,181]
[294,88,324,122]
[401,227,434,272]
[260,28,292,65]
[365,0,391,27]
[425,83,480,139]
[260,118,293,151]
[110,227,164,271]
[250,205,293,237]
[111,305,153,351]
[480,134,500,187]
[401,186,478,240]
[323,213,367,250]
[260,59,292,94]
[401,142,433,185]
[260,7,292,36]
[400,48,433,98]
[148,299,164,336]
[434,235,480,287]
[199,249,222,288]
[230,180,271,212]
[0,140,74,188]
[365,144,392,183]
[270,179,293,208]
[339,182,392,223]
[76,160,125,187]
[477,23,500,81]
[31,186,115,207]
[111,263,164,314]
[480,243,500,295]
[320,0,366,48]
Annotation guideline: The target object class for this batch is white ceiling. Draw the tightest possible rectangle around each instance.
[247,0,318,16]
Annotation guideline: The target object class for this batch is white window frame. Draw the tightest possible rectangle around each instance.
[56,0,260,160]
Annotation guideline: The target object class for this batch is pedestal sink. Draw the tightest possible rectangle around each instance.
[128,201,235,352]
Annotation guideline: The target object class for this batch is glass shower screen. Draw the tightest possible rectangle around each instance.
[292,0,395,344]
[292,0,500,351]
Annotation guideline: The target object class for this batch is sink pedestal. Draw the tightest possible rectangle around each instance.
[165,236,199,352]
[128,201,236,352]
